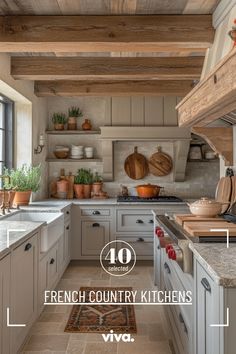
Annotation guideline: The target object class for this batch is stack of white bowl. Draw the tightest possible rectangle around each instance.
[84,147,94,159]
[71,145,84,159]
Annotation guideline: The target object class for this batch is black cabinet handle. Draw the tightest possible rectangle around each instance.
[92,222,100,227]
[137,237,144,242]
[50,258,55,265]
[93,210,101,215]
[136,219,144,224]
[201,278,211,292]
[66,211,70,215]
[164,262,171,274]
[179,313,188,335]
[24,243,32,251]
[149,219,154,224]
[66,226,70,230]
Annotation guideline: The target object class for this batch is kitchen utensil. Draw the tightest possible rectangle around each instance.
[188,197,229,217]
[148,146,172,177]
[65,173,74,199]
[230,176,236,208]
[54,150,69,159]
[215,176,232,213]
[124,146,149,180]
[84,147,94,158]
[136,184,162,198]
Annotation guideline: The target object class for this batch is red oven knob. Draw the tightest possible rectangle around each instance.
[168,249,176,260]
[165,244,173,253]
[155,227,164,238]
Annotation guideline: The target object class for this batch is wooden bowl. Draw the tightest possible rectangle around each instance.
[54,150,69,159]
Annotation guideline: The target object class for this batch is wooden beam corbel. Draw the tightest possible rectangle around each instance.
[192,127,233,166]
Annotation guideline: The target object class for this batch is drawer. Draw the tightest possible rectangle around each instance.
[81,208,110,217]
[117,209,154,232]
[116,236,153,257]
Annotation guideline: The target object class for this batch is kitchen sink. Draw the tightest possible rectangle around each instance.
[5,211,64,252]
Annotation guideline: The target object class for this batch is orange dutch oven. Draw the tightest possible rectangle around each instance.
[136,184,162,198]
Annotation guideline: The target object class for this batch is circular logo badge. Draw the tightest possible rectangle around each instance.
[100,240,136,277]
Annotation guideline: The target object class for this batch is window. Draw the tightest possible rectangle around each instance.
[0,95,14,175]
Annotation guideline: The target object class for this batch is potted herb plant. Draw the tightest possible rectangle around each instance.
[68,106,83,130]
[52,112,67,130]
[92,172,103,196]
[4,164,41,206]
[74,168,93,199]
[83,169,93,199]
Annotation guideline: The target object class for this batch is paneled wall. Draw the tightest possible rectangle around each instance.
[105,96,181,126]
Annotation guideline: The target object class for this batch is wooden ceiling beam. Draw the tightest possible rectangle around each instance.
[0,15,214,53]
[34,80,193,97]
[11,56,204,80]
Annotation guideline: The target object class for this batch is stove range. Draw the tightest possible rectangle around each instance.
[117,196,184,203]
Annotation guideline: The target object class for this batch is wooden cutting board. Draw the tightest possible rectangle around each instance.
[124,146,149,180]
[184,221,236,236]
[215,176,232,213]
[230,176,236,208]
[149,146,173,177]
[174,214,222,227]
[65,173,74,199]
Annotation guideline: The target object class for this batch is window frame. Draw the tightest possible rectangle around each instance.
[0,94,14,175]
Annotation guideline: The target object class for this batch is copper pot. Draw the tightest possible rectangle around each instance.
[136,184,162,198]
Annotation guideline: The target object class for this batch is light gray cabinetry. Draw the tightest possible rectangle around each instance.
[0,254,10,354]
[71,205,114,260]
[81,220,110,256]
[195,261,222,354]
[10,234,38,354]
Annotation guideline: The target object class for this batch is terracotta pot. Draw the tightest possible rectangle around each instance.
[188,197,229,217]
[83,184,92,199]
[13,191,32,206]
[82,119,92,131]
[8,190,16,208]
[92,182,103,195]
[74,184,84,199]
[68,117,77,130]
[136,184,162,198]
[54,123,64,131]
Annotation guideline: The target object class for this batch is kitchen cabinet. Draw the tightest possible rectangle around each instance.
[195,260,222,354]
[71,205,114,260]
[116,209,154,233]
[10,233,38,354]
[81,220,110,256]
[0,254,10,354]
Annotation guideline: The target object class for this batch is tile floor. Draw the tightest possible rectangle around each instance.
[22,261,172,354]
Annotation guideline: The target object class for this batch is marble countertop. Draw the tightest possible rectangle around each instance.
[0,220,43,260]
[189,243,236,287]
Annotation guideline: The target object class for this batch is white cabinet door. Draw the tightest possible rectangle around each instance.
[10,234,38,353]
[195,261,221,354]
[0,255,10,354]
[81,221,110,257]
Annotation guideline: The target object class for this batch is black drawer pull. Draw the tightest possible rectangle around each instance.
[201,278,211,292]
[24,243,32,251]
[136,219,144,224]
[93,210,101,215]
[92,222,100,227]
[149,219,154,224]
[50,258,55,265]
[137,237,144,242]
[179,313,188,334]
[164,262,171,274]
[66,226,70,230]
[66,211,70,215]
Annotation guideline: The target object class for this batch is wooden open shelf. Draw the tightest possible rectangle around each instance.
[46,130,101,135]
[46,158,102,162]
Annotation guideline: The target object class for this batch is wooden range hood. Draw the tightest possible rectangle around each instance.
[177,48,236,166]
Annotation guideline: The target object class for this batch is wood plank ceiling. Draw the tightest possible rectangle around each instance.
[0,0,220,96]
